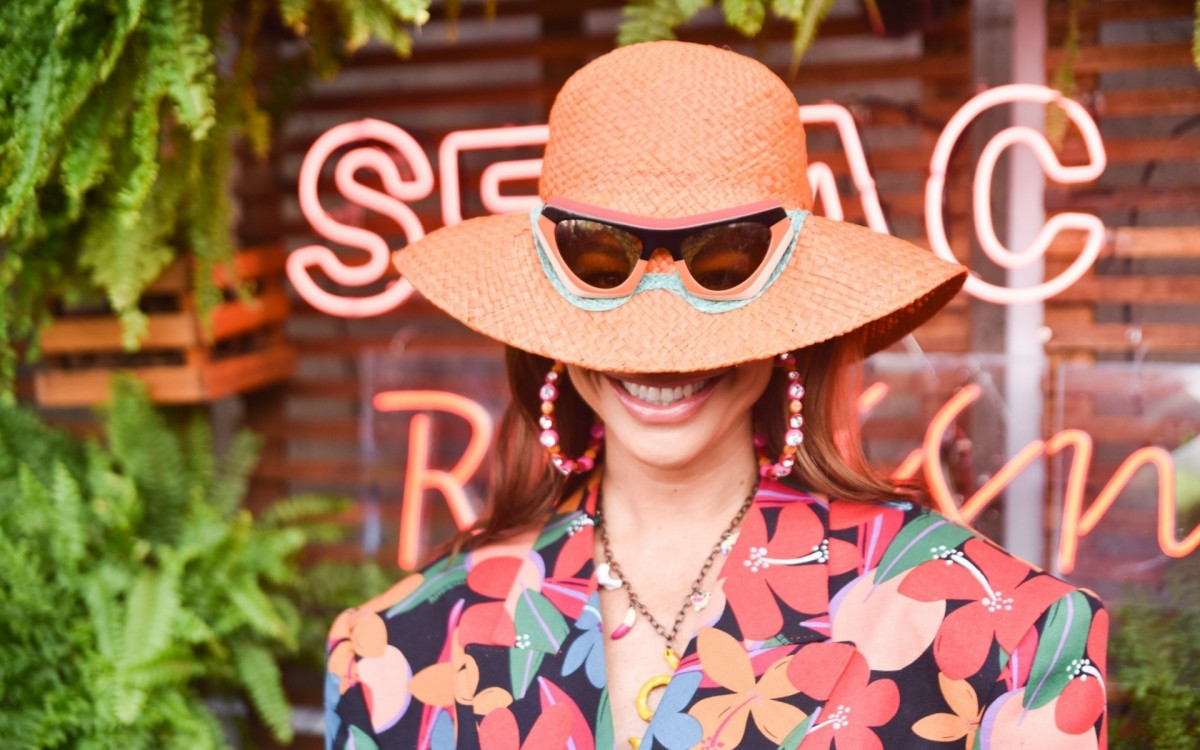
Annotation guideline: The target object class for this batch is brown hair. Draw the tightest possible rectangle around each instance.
[453,338,921,554]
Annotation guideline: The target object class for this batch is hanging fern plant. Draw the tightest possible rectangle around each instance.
[618,0,838,73]
[0,0,432,395]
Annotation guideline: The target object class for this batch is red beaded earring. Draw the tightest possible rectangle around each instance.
[538,362,604,475]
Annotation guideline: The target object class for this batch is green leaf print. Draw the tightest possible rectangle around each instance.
[596,688,616,750]
[775,711,813,750]
[874,511,974,584]
[349,725,381,749]
[534,510,588,552]
[514,588,570,653]
[386,557,467,616]
[510,645,546,701]
[1024,590,1093,711]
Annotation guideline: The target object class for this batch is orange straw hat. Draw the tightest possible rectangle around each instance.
[394,41,966,373]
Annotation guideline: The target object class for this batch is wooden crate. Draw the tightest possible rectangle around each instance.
[34,245,295,407]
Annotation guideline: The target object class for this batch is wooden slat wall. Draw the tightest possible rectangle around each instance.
[1037,0,1200,603]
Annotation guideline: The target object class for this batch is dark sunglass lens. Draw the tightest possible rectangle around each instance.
[554,220,642,289]
[680,222,772,290]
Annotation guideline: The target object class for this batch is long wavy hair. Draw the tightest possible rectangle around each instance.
[453,337,920,553]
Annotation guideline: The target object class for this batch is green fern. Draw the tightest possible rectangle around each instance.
[0,0,433,394]
[722,0,768,36]
[617,0,834,72]
[770,0,837,72]
[233,642,293,743]
[0,376,391,748]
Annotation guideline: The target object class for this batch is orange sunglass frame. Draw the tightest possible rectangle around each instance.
[534,197,795,301]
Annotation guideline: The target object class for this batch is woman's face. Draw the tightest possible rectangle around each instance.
[566,359,774,472]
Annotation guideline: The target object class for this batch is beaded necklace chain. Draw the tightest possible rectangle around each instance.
[594,479,758,745]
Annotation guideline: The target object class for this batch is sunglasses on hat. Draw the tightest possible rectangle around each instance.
[534,198,795,301]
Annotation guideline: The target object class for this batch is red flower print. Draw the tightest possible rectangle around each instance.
[478,702,573,750]
[458,534,546,648]
[722,502,858,640]
[542,514,595,621]
[786,642,898,750]
[899,538,1073,680]
[828,501,905,573]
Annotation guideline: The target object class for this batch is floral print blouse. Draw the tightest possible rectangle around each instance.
[325,477,1107,749]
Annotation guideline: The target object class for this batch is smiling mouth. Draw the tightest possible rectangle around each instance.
[617,378,711,407]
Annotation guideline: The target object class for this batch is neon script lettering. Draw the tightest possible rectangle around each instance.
[871,383,1198,574]
[382,385,1195,574]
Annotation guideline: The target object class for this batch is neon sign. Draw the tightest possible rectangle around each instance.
[373,390,492,569]
[874,383,1199,574]
[288,120,432,317]
[925,84,1107,304]
[290,85,1108,315]
[300,87,1190,575]
[380,384,1197,573]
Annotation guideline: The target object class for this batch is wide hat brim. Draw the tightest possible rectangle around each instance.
[394,211,964,373]
[392,41,966,373]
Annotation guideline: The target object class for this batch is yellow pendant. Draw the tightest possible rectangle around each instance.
[632,648,682,728]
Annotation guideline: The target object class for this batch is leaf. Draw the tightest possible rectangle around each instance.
[722,0,767,36]
[513,588,570,654]
[534,511,584,552]
[122,566,182,670]
[257,492,349,527]
[509,645,545,701]
[388,559,467,615]
[874,511,974,584]
[617,0,712,46]
[772,0,837,72]
[774,711,813,750]
[595,688,615,750]
[350,725,382,750]
[49,460,87,570]
[228,576,294,645]
[233,641,294,743]
[1023,591,1092,711]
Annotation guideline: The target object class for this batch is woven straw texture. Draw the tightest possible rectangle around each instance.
[392,41,966,373]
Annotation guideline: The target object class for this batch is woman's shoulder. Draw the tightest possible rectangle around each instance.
[331,551,470,631]
[822,493,1105,682]
[327,501,594,658]
[325,551,472,682]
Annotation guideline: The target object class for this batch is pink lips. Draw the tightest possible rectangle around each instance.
[606,370,726,425]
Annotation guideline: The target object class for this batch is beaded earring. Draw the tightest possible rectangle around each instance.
[759,351,805,479]
[538,361,604,475]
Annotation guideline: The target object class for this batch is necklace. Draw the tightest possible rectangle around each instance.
[594,479,758,745]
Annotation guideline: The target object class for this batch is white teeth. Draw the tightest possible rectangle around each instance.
[619,379,709,406]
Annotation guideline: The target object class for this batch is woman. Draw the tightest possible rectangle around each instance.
[325,42,1107,750]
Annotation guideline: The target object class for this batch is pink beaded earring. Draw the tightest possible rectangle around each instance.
[538,361,604,475]
[759,351,805,479]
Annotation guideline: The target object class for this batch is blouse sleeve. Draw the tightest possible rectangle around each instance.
[324,608,383,750]
[980,589,1108,748]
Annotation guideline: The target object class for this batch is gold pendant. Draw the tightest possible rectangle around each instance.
[631,647,682,744]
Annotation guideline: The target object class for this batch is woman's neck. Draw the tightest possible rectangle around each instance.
[598,424,759,535]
